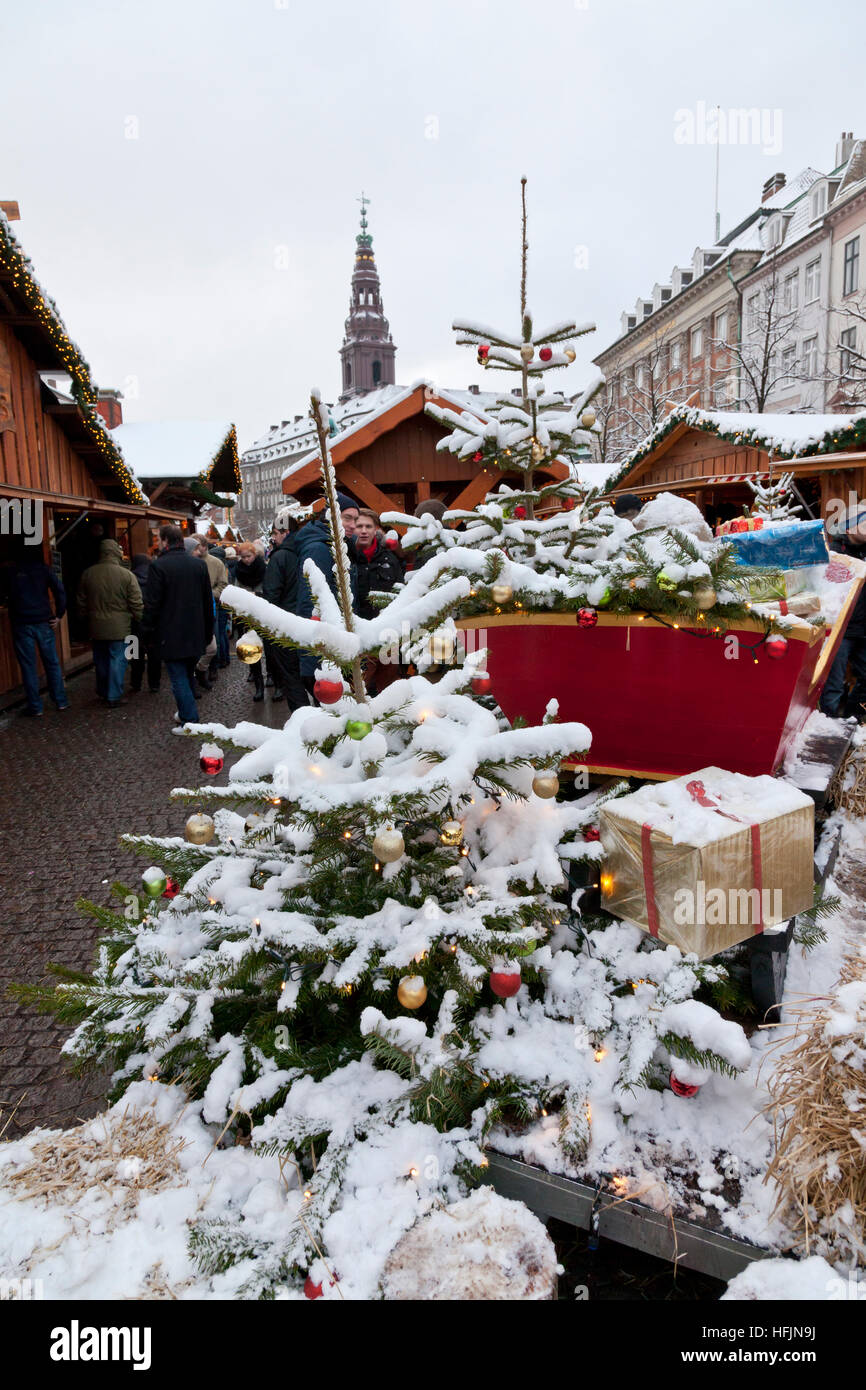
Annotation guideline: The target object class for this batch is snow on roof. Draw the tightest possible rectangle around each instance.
[111,421,233,480]
[607,403,866,491]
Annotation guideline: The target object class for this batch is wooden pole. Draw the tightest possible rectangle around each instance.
[309,392,366,703]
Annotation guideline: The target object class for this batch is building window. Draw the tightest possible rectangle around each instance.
[811,185,827,221]
[636,363,647,389]
[804,258,821,303]
[802,335,818,376]
[843,237,860,296]
[783,271,799,312]
[715,311,728,341]
[372,360,382,384]
[670,340,682,371]
[841,326,857,374]
[691,324,703,360]
[781,345,797,379]
[346,362,352,386]
[747,294,760,332]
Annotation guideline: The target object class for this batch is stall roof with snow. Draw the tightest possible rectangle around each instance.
[110,420,241,511]
[603,404,866,520]
[277,380,576,517]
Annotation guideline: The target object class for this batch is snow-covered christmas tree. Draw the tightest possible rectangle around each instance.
[16,391,753,1298]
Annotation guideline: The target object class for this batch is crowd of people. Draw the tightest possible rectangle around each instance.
[2,490,864,726]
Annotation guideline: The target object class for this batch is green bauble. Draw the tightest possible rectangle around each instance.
[142,867,167,899]
[512,937,537,957]
[656,568,678,593]
[346,719,373,741]
[596,587,612,608]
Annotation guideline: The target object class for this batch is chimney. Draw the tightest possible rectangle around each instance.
[762,172,786,203]
[468,384,480,395]
[95,387,123,430]
[836,131,856,168]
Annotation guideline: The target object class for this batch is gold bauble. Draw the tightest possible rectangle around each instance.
[185,812,216,845]
[237,634,264,665]
[397,975,428,1010]
[531,442,545,464]
[520,344,534,363]
[428,629,455,664]
[490,584,513,605]
[580,408,597,430]
[440,820,464,847]
[694,586,717,610]
[532,773,560,799]
[564,349,576,363]
[373,827,405,863]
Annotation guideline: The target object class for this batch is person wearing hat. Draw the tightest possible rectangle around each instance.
[820,499,866,719]
[76,538,143,708]
[405,498,447,572]
[259,501,310,711]
[613,494,643,522]
[294,493,359,696]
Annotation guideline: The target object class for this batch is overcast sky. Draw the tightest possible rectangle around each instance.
[2,0,864,451]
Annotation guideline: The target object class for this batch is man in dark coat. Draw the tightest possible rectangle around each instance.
[820,501,866,719]
[144,524,214,724]
[294,494,359,692]
[0,541,69,716]
[261,504,308,711]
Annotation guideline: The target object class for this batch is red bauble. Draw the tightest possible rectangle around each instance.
[478,344,490,359]
[385,535,400,550]
[200,754,224,776]
[514,505,527,519]
[490,970,521,998]
[314,679,344,704]
[583,825,600,842]
[577,607,598,628]
[539,347,553,362]
[162,877,179,899]
[669,1072,700,1099]
[471,673,493,696]
[765,635,788,661]
[473,450,484,463]
[304,1275,323,1300]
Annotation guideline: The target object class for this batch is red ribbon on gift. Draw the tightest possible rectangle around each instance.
[686,780,763,931]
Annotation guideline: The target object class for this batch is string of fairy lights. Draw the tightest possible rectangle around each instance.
[0,213,145,506]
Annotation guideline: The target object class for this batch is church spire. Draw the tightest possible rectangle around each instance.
[339,194,397,402]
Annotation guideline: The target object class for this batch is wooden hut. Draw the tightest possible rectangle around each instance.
[0,209,183,703]
[604,404,866,525]
[280,383,570,517]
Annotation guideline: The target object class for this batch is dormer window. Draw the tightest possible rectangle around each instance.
[810,184,827,221]
[766,217,784,249]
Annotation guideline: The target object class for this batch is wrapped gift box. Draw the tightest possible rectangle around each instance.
[724,519,829,570]
[599,767,814,958]
[716,516,766,536]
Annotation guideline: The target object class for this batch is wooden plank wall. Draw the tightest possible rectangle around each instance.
[0,320,100,499]
[641,430,768,487]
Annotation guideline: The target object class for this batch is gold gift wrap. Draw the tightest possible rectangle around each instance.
[599,767,815,958]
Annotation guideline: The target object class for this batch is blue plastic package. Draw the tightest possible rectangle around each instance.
[724,519,829,569]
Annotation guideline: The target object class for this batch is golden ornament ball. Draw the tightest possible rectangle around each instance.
[531,441,545,463]
[580,408,597,430]
[373,827,405,863]
[694,586,717,610]
[236,634,264,665]
[532,773,560,799]
[397,975,428,1010]
[490,583,513,605]
[564,348,576,363]
[185,812,216,845]
[440,820,464,847]
[520,344,534,363]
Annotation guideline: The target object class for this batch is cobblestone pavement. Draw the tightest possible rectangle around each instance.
[0,658,287,1137]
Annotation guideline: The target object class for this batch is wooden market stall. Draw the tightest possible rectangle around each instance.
[280,383,570,517]
[602,405,866,526]
[0,208,186,704]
